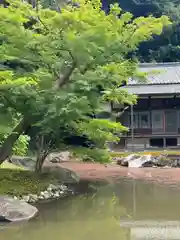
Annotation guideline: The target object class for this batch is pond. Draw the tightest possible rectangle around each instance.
[1,178,180,240]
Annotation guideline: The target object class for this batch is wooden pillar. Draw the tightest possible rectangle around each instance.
[130,105,134,152]
[149,96,152,129]
[125,139,127,150]
[163,138,166,148]
[144,140,147,150]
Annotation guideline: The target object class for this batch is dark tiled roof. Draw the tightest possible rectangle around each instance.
[129,62,180,85]
[132,0,152,5]
[123,84,180,95]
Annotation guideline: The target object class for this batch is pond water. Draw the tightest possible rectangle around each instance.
[1,178,180,239]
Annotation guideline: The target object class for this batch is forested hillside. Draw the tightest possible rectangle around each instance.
[106,0,180,62]
[8,0,177,62]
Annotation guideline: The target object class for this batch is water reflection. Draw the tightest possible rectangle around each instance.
[121,220,180,240]
[1,179,180,240]
[118,179,180,239]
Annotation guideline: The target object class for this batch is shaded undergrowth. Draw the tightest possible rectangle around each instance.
[0,163,59,197]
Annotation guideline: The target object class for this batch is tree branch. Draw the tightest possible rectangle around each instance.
[55,61,76,89]
[113,106,129,117]
[37,16,50,33]
[1,93,20,112]
[33,10,77,89]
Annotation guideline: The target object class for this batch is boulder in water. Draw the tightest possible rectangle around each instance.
[0,196,38,222]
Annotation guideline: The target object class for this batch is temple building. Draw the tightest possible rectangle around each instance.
[117,62,180,150]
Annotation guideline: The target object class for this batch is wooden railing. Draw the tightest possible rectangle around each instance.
[124,128,180,136]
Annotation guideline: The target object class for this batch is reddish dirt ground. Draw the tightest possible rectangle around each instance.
[60,162,180,185]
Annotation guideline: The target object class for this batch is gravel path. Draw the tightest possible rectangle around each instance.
[60,162,180,185]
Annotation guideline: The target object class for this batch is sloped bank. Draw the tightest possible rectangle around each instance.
[0,158,79,203]
[0,156,80,222]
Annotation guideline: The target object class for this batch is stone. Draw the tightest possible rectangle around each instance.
[154,155,171,167]
[0,196,38,222]
[50,158,60,163]
[48,151,71,163]
[59,184,68,191]
[123,153,180,168]
[171,159,180,168]
[142,161,155,168]
[9,156,36,170]
[28,194,38,203]
[54,192,60,198]
[116,158,123,165]
[128,155,152,168]
[38,196,44,200]
[120,154,140,167]
[47,187,52,192]
[47,184,59,191]
[42,163,80,183]
[120,154,156,168]
[22,196,30,202]
[162,165,171,169]
[41,191,50,199]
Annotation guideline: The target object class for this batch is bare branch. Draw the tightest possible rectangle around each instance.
[55,61,76,89]
[46,139,53,153]
[114,106,129,117]
[37,16,50,33]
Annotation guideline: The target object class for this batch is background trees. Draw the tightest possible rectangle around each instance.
[107,0,180,62]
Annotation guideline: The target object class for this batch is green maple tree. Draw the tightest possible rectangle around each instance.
[0,0,170,169]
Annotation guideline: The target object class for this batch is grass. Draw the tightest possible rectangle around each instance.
[1,161,24,170]
[110,150,180,158]
[0,161,59,197]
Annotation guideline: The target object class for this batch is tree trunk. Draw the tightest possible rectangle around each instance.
[35,154,43,173]
[35,152,48,173]
[0,117,30,164]
[34,135,50,173]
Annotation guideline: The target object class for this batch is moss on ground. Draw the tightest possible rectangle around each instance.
[0,162,59,197]
[1,161,24,170]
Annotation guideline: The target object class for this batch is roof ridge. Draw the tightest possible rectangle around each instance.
[129,82,180,85]
[139,62,180,67]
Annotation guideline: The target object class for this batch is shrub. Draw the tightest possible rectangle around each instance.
[73,147,111,163]
[12,135,30,156]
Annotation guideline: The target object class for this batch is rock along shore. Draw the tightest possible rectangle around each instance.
[13,183,74,204]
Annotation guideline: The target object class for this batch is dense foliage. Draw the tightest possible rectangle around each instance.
[0,0,169,168]
[107,0,180,62]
